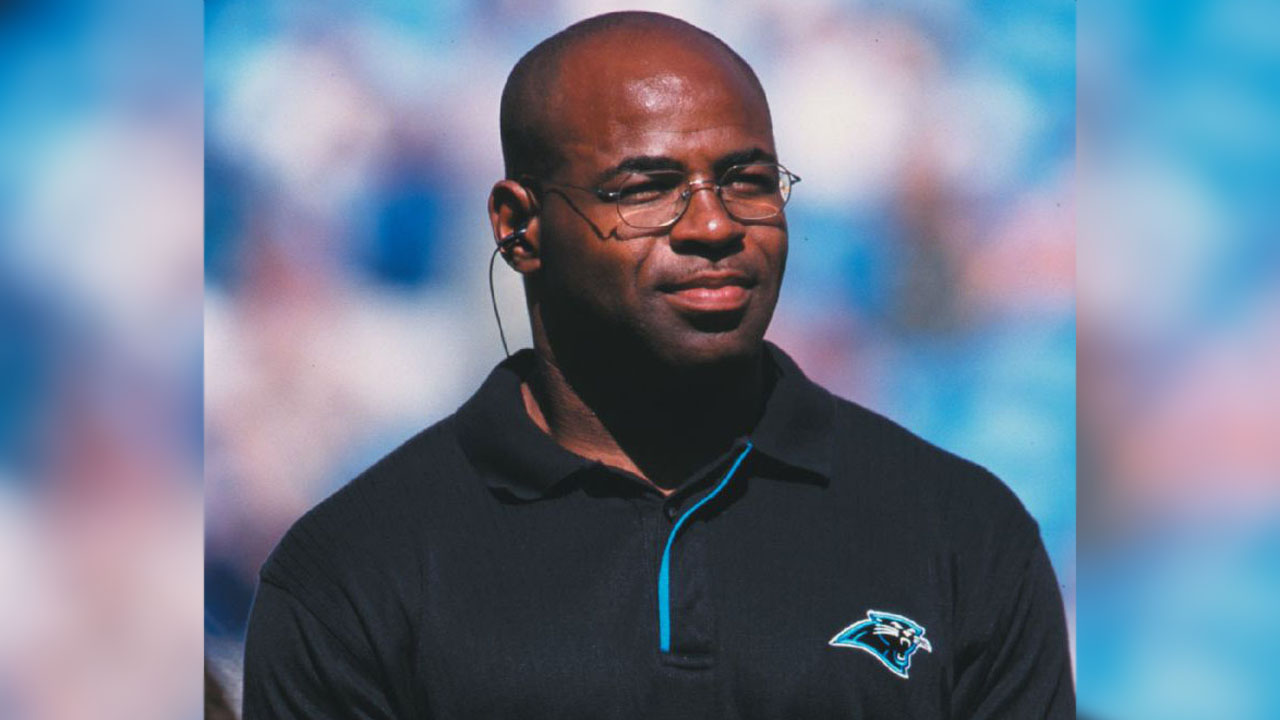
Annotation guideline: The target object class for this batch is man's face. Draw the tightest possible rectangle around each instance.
[533,35,787,368]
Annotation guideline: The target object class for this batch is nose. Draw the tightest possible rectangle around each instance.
[668,179,742,251]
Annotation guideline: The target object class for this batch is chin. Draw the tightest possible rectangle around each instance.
[639,297,778,368]
[650,326,766,368]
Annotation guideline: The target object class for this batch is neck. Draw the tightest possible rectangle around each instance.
[521,338,766,493]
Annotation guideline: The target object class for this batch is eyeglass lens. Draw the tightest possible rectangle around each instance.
[613,163,794,229]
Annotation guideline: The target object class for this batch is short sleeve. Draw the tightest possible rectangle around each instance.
[948,472,1075,718]
[242,580,399,720]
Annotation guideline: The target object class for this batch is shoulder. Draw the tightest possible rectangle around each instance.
[244,417,475,709]
[258,415,471,597]
[827,394,1036,538]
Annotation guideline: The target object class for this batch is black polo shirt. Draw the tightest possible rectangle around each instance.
[242,343,1074,719]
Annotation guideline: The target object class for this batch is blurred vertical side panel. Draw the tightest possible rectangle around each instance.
[1079,0,1280,718]
[0,0,204,718]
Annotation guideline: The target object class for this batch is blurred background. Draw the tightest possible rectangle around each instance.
[1077,0,1280,717]
[202,0,1076,706]
[0,0,203,718]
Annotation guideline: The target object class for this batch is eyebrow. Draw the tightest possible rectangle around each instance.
[593,147,778,187]
[713,148,777,176]
[593,156,686,186]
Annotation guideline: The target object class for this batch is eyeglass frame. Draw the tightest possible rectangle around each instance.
[521,161,801,231]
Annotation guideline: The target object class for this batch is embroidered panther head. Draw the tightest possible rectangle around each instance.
[829,610,932,678]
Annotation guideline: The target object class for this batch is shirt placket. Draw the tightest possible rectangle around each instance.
[655,442,752,668]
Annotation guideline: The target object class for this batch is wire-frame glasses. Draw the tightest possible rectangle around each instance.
[536,162,800,230]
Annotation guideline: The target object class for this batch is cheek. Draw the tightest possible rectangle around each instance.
[541,232,654,311]
[772,233,789,280]
[755,230,788,293]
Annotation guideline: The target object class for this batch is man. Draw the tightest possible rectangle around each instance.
[243,11,1074,719]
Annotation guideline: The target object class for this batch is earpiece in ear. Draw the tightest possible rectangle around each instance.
[499,226,527,249]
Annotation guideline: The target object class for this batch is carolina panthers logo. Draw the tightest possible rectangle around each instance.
[829,610,932,678]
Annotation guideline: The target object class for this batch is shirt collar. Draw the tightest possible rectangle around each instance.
[748,342,837,482]
[453,341,836,501]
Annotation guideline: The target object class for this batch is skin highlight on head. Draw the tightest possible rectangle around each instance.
[488,12,789,491]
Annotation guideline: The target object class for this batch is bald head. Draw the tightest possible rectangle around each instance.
[499,12,769,180]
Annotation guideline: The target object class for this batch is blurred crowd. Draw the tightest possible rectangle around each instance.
[0,0,1274,717]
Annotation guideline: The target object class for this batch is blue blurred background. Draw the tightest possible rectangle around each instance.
[1078,1,1280,718]
[201,0,1076,701]
[0,0,203,718]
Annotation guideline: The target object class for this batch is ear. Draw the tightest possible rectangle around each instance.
[488,179,541,274]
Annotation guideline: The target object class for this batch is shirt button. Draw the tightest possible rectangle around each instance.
[664,505,678,520]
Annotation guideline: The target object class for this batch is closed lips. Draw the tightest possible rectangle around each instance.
[658,272,755,313]
[658,272,754,291]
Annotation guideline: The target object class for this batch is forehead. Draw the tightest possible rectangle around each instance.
[544,33,774,175]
